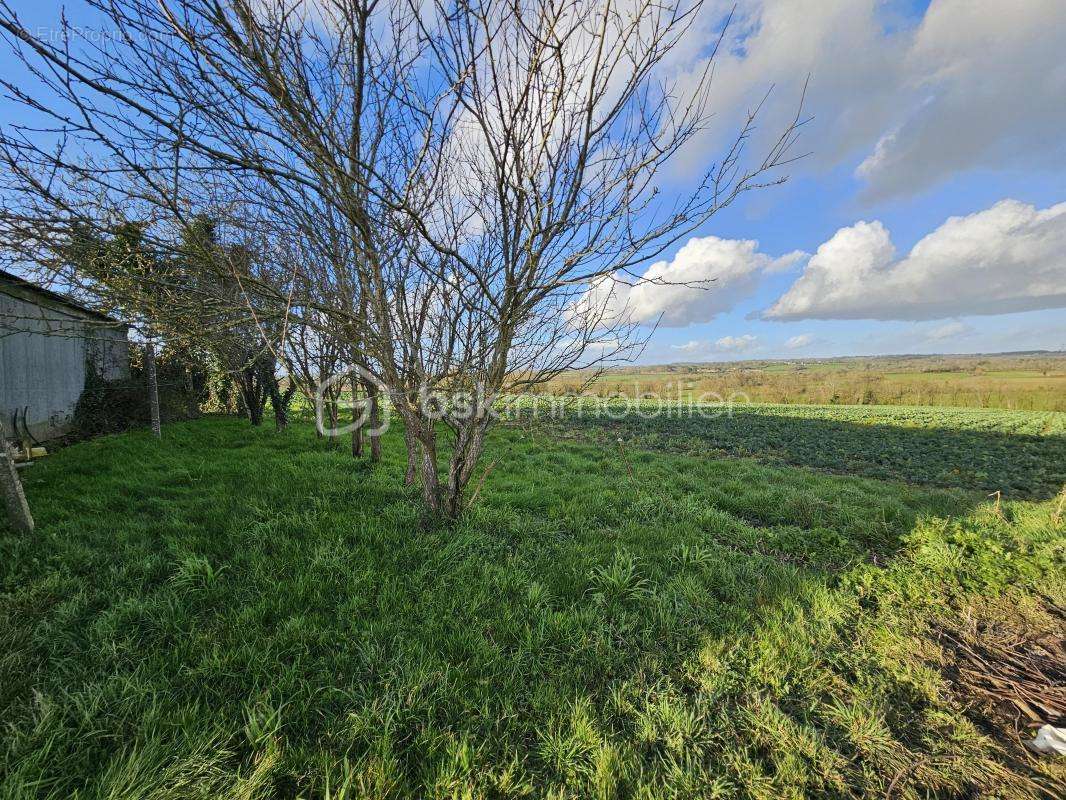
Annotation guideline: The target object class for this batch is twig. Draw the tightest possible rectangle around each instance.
[617,438,634,480]
[467,457,499,508]
[1052,486,1065,527]
[988,490,1004,519]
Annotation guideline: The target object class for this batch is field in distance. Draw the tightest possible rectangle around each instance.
[540,351,1066,412]
[511,402,1065,500]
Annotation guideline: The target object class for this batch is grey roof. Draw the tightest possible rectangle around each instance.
[0,268,125,325]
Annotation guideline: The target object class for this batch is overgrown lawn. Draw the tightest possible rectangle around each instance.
[1,415,1063,798]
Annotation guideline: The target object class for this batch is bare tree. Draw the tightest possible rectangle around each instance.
[0,0,802,519]
[356,0,805,516]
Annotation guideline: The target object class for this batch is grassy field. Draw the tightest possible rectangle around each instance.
[2,413,1065,798]
[514,402,1066,499]
[543,353,1066,411]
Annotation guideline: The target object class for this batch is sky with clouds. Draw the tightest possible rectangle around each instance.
[1,0,1063,363]
[604,0,1066,362]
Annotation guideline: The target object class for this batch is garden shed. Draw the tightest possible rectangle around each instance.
[0,269,129,441]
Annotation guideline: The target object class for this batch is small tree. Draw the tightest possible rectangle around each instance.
[64,222,173,437]
[0,0,801,519]
[355,0,804,516]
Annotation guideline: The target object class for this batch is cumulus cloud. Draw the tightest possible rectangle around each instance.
[855,0,1066,200]
[784,333,816,349]
[667,1,900,185]
[714,334,759,353]
[764,250,809,273]
[577,235,793,328]
[670,0,1066,199]
[764,200,1066,321]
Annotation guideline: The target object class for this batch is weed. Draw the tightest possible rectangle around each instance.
[587,551,652,606]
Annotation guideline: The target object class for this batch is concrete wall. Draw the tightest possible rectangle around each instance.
[0,291,129,441]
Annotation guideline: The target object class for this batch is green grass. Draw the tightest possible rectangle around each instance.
[518,402,1066,499]
[2,415,1064,798]
[545,353,1066,411]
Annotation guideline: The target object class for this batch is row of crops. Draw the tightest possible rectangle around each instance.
[507,399,1066,499]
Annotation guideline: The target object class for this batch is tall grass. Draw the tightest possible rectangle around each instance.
[1,417,1063,798]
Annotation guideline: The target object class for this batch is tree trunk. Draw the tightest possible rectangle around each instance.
[414,423,443,514]
[403,425,418,486]
[184,365,200,419]
[401,409,492,520]
[351,379,363,457]
[443,419,489,518]
[145,338,161,438]
[314,391,323,437]
[270,383,295,430]
[419,452,442,514]
[1,442,34,534]
[326,396,339,447]
[367,383,381,463]
[317,396,338,452]
[235,381,248,418]
[240,368,265,426]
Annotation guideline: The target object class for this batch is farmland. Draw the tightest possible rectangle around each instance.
[542,352,1066,411]
[2,410,1064,798]
[515,402,1066,499]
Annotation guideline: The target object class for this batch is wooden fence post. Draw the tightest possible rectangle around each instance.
[146,337,161,438]
[1,442,34,533]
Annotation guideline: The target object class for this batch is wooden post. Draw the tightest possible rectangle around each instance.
[1,442,34,533]
[145,337,161,438]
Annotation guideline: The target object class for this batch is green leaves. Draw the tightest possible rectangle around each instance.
[587,551,652,607]
[528,403,1066,499]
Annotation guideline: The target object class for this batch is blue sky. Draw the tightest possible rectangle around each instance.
[610,0,1066,362]
[2,0,1064,362]
[641,162,1066,363]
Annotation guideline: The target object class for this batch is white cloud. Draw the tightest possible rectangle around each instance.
[671,1,902,177]
[784,333,815,349]
[714,334,759,353]
[924,321,974,342]
[671,340,706,353]
[670,0,1066,199]
[765,200,1066,321]
[765,250,809,273]
[855,0,1066,200]
[577,235,790,328]
[667,335,762,358]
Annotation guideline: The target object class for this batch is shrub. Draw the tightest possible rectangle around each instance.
[73,347,223,437]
